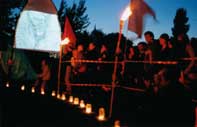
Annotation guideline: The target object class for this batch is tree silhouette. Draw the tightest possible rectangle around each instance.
[76,31,91,49]
[171,8,190,38]
[58,0,90,34]
[104,33,132,57]
[58,0,67,32]
[0,0,27,49]
[90,27,105,47]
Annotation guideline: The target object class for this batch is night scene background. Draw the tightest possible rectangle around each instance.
[0,0,197,127]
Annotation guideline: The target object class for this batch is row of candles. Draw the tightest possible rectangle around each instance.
[5,82,121,127]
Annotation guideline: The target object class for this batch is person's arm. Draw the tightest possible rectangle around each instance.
[184,44,195,75]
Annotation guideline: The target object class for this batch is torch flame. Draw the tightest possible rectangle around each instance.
[121,6,132,21]
[61,37,70,45]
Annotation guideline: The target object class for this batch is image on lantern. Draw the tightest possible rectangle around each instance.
[15,0,61,52]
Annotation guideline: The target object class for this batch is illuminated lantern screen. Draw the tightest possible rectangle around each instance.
[15,0,61,52]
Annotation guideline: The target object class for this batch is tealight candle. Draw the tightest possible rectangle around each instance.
[6,82,9,88]
[85,104,92,114]
[114,120,120,127]
[21,85,25,91]
[51,91,56,97]
[97,107,105,121]
[57,94,61,99]
[61,94,66,101]
[79,100,85,108]
[73,97,79,105]
[31,87,35,93]
[41,88,45,95]
[69,96,73,103]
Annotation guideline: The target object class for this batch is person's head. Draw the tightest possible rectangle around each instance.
[159,33,169,47]
[137,42,147,53]
[77,44,84,52]
[100,44,107,53]
[144,31,154,44]
[72,49,78,58]
[41,59,48,66]
[88,42,96,51]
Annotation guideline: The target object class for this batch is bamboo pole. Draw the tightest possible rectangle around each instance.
[57,45,62,96]
[109,20,124,118]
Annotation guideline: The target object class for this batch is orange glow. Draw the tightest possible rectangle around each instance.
[6,82,10,88]
[21,85,25,91]
[85,104,92,114]
[114,120,120,127]
[73,97,79,105]
[51,91,56,97]
[121,6,132,21]
[61,37,70,45]
[57,94,61,99]
[61,94,66,101]
[31,87,35,93]
[97,107,106,121]
[41,88,45,95]
[69,96,73,103]
[79,100,85,108]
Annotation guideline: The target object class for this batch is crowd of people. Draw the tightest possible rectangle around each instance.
[60,31,197,126]
[61,31,197,90]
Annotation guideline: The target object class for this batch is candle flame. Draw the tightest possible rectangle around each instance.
[51,91,56,97]
[73,97,79,105]
[69,96,73,103]
[79,100,85,108]
[21,85,25,91]
[97,107,105,121]
[61,94,66,101]
[41,89,45,95]
[85,104,92,114]
[31,87,35,93]
[6,82,10,88]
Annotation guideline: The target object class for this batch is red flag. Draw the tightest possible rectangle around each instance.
[128,0,156,38]
[62,16,77,48]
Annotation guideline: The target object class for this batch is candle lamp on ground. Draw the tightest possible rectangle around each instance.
[69,96,73,103]
[6,82,10,88]
[85,103,92,114]
[73,97,79,105]
[97,107,106,121]
[61,94,66,101]
[21,85,25,91]
[79,100,85,108]
[41,88,45,95]
[51,90,56,97]
[31,87,35,93]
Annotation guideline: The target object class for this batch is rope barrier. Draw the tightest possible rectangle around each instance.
[64,83,112,87]
[61,82,147,93]
[181,57,197,60]
[61,57,197,65]
[62,60,117,64]
[119,86,146,92]
[125,60,178,65]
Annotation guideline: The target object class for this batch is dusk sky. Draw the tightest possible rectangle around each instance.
[53,0,197,45]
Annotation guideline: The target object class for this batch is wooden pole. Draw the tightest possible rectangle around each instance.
[109,20,124,118]
[57,45,62,96]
